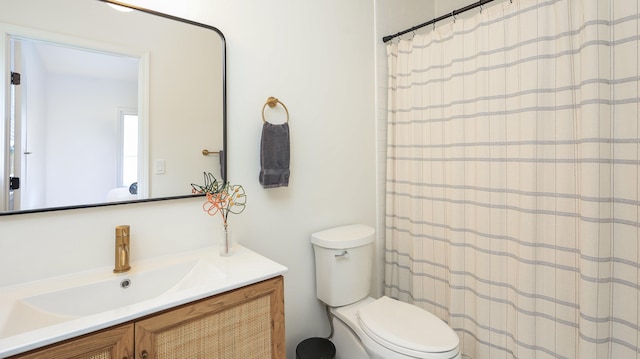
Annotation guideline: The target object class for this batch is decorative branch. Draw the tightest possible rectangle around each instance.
[191,172,247,227]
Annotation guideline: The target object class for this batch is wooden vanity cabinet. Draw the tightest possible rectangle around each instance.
[10,276,285,359]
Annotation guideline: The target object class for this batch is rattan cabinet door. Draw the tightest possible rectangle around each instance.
[135,276,285,359]
[9,324,134,359]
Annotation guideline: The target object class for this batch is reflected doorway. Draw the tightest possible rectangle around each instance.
[5,35,140,211]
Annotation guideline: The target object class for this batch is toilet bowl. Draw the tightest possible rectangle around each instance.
[311,225,461,359]
[331,297,460,359]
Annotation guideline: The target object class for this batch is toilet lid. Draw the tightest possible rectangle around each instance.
[358,296,459,355]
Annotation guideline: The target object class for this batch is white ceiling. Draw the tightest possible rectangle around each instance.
[32,40,138,82]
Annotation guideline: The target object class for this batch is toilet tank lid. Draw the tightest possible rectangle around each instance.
[311,224,375,249]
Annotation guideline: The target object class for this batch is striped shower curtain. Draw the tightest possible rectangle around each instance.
[385,0,639,358]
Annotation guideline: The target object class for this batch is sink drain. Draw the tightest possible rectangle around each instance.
[120,278,131,289]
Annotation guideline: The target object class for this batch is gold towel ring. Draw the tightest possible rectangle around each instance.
[262,96,289,123]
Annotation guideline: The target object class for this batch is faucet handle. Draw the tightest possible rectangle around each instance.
[115,225,130,238]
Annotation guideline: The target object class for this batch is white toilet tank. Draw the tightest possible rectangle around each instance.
[311,224,375,307]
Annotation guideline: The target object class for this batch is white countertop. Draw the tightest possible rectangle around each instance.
[0,245,287,358]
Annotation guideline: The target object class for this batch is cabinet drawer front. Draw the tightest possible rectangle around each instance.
[136,276,285,359]
[9,324,134,359]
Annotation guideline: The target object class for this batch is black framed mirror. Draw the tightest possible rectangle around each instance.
[0,0,226,215]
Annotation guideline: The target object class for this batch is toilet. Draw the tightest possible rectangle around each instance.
[311,224,461,359]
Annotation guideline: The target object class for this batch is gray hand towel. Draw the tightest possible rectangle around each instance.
[259,122,290,188]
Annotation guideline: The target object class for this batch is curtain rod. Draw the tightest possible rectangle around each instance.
[382,0,496,43]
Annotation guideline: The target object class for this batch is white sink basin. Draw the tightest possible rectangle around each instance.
[0,257,224,338]
[23,259,209,317]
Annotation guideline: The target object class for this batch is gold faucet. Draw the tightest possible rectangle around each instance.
[114,225,131,273]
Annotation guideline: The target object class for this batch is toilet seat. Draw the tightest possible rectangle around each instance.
[358,296,460,358]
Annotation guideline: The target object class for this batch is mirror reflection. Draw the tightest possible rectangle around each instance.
[0,0,226,214]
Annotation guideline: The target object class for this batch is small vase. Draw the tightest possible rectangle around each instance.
[220,224,233,256]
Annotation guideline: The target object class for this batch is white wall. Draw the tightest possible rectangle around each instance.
[0,1,376,358]
[45,73,137,207]
[201,1,377,353]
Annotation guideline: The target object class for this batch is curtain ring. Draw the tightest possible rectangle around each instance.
[480,4,483,13]
[452,11,457,23]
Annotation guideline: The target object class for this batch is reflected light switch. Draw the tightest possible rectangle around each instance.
[154,159,166,174]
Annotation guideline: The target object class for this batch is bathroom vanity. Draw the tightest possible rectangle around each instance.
[0,246,287,358]
[9,277,284,358]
